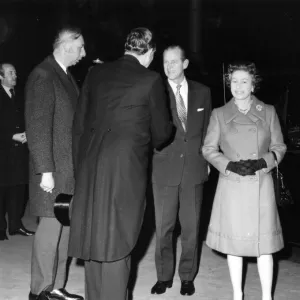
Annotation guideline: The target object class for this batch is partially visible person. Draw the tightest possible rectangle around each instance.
[202,61,286,300]
[0,63,33,241]
[68,27,173,300]
[151,45,212,296]
[25,27,85,300]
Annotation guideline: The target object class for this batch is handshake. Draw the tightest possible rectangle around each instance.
[226,158,267,176]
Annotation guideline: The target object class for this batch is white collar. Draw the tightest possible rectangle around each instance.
[54,58,67,74]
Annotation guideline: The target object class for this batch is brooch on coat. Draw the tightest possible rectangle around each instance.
[256,104,263,111]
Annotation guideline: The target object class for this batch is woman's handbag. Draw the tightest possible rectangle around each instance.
[272,156,293,208]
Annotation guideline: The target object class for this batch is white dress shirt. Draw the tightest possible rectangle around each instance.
[1,84,13,98]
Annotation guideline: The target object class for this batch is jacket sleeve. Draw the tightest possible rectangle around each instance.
[25,69,55,174]
[149,75,173,149]
[201,88,212,146]
[262,105,287,172]
[202,109,230,175]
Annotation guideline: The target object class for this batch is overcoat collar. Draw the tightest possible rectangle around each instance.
[223,95,266,124]
[46,55,80,97]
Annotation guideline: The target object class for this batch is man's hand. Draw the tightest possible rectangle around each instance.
[12,132,27,143]
[40,172,55,193]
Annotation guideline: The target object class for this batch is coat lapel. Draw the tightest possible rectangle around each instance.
[186,80,199,133]
[223,97,266,125]
[46,56,79,109]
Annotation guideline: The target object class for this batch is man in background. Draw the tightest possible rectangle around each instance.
[0,63,33,241]
[25,27,85,300]
[68,27,173,300]
[151,45,212,296]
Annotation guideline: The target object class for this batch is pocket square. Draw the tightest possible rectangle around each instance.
[197,108,204,112]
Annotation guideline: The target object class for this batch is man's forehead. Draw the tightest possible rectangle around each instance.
[3,64,15,72]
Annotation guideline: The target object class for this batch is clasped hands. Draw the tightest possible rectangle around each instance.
[226,158,267,176]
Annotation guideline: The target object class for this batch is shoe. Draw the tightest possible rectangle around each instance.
[29,292,38,300]
[180,280,195,296]
[9,225,35,236]
[0,230,8,240]
[151,280,173,294]
[49,288,83,300]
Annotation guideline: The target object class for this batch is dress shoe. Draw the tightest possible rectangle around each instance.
[29,292,38,300]
[151,280,173,294]
[9,225,35,236]
[0,230,8,240]
[180,280,195,296]
[48,288,83,300]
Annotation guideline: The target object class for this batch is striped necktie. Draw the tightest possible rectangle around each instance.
[175,84,187,131]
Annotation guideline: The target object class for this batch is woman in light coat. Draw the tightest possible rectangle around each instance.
[202,62,286,300]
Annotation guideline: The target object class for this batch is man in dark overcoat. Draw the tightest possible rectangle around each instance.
[25,27,85,300]
[68,27,173,300]
[0,63,33,241]
[151,45,212,296]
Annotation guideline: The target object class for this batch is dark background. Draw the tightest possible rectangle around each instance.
[1,0,299,247]
[1,0,300,112]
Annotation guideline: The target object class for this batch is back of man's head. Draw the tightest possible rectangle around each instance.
[124,27,155,56]
[53,26,82,51]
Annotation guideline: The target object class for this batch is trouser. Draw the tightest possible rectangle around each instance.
[0,184,26,232]
[31,217,69,294]
[153,183,203,281]
[85,255,131,300]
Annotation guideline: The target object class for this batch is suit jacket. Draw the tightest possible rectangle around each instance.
[25,55,79,217]
[152,79,212,186]
[68,54,173,261]
[0,85,28,186]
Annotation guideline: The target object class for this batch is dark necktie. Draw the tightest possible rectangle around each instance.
[9,88,15,99]
[175,84,187,131]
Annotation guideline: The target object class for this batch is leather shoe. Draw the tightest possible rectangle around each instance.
[9,225,35,236]
[180,281,195,296]
[29,292,38,300]
[48,288,83,300]
[151,280,173,294]
[0,230,8,240]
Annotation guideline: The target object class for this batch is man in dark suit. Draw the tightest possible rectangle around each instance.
[0,63,33,241]
[25,27,85,300]
[68,27,173,300]
[151,45,212,296]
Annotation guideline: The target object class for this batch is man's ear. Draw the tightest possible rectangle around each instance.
[63,42,73,54]
[183,59,189,70]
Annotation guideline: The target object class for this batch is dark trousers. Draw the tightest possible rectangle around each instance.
[85,256,131,300]
[153,183,203,281]
[0,184,26,232]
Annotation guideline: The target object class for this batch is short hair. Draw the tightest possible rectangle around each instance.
[0,64,4,77]
[225,61,261,92]
[163,45,186,61]
[0,63,14,77]
[124,27,156,55]
[53,26,82,50]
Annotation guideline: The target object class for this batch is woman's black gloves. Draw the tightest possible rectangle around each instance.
[226,158,267,176]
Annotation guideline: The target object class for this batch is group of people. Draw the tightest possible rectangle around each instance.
[0,25,286,300]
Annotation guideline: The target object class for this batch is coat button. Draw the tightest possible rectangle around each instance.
[107,128,111,132]
[252,153,257,157]
[184,138,187,142]
[90,128,95,133]
[180,154,184,158]
[237,153,240,158]
[14,143,19,147]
